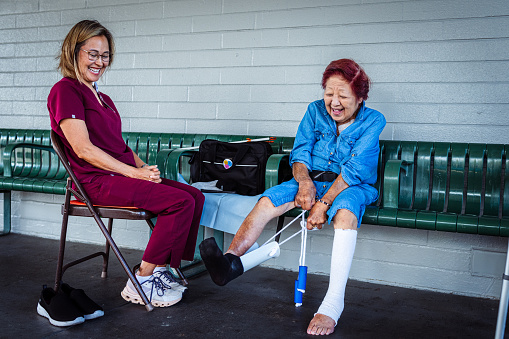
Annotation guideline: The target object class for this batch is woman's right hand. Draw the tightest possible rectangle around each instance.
[295,179,316,210]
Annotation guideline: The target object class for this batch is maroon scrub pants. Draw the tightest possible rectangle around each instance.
[82,176,205,268]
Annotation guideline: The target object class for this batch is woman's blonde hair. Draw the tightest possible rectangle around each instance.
[58,20,115,83]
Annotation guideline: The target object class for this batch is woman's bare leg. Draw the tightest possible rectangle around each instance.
[200,197,293,286]
[227,197,294,256]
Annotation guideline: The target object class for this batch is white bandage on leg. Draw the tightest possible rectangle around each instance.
[316,228,357,326]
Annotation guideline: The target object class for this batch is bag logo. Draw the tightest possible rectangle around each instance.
[223,158,233,169]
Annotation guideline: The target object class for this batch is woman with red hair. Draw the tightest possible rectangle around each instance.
[200,59,386,335]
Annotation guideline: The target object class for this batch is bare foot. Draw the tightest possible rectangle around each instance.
[307,313,336,335]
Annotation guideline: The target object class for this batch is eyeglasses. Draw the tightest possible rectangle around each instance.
[80,49,111,63]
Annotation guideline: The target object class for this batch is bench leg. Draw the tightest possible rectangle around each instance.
[275,215,285,242]
[495,238,509,339]
[1,191,11,236]
[174,225,208,278]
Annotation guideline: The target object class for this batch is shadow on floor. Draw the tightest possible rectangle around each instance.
[0,234,505,339]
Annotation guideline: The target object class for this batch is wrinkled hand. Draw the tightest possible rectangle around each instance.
[306,202,329,230]
[294,180,316,211]
[134,165,161,183]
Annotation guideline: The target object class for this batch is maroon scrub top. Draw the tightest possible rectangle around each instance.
[48,77,136,183]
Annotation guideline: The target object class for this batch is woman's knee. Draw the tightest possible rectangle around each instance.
[195,189,205,205]
[255,197,294,217]
[180,184,205,205]
[162,191,196,215]
[257,196,276,208]
[332,209,358,230]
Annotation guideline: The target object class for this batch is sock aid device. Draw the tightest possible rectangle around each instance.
[239,210,311,307]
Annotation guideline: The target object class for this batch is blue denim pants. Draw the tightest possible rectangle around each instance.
[261,178,377,227]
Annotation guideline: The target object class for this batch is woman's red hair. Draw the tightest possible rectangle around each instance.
[321,59,370,101]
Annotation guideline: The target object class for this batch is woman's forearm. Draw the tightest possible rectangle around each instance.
[293,162,312,183]
[60,118,137,178]
[75,142,138,177]
[320,174,349,205]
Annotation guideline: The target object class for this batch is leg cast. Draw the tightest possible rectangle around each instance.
[308,209,358,335]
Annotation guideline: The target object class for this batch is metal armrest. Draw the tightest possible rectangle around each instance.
[155,149,174,175]
[383,159,413,209]
[265,154,290,190]
[160,148,197,181]
[2,143,55,177]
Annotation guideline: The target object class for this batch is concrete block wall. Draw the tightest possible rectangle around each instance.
[1,0,508,298]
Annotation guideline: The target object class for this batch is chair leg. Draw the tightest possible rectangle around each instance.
[54,209,70,292]
[174,267,189,286]
[101,218,113,278]
[92,215,153,312]
[1,190,11,236]
[146,218,155,231]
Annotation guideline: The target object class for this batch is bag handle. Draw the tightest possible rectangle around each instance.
[231,144,250,165]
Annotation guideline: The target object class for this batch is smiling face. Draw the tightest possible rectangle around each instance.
[323,75,363,125]
[77,35,109,89]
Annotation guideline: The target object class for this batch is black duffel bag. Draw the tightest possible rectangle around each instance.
[190,139,273,195]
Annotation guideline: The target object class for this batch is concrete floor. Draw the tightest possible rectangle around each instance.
[0,233,506,339]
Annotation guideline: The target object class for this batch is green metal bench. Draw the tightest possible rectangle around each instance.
[4,131,507,251]
[366,141,508,235]
[0,129,66,235]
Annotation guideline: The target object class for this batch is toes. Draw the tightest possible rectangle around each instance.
[199,237,221,259]
[307,324,317,335]
[307,314,335,336]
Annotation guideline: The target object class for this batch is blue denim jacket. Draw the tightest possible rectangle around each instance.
[290,99,386,188]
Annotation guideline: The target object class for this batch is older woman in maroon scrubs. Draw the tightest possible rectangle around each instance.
[48,20,205,308]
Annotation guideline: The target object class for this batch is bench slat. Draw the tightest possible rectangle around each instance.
[413,142,433,211]
[448,143,467,214]
[465,144,486,215]
[484,144,504,217]
[430,143,449,213]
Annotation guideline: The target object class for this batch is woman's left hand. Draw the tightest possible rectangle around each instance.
[306,202,329,230]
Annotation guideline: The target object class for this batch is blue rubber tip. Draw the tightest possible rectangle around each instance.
[294,279,303,304]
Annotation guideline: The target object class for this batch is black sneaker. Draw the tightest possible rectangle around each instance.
[61,283,104,320]
[37,286,85,327]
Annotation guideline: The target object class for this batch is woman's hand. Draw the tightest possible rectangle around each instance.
[293,162,316,210]
[295,179,316,210]
[131,165,161,183]
[306,201,329,230]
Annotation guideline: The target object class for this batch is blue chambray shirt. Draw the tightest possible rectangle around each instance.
[290,99,386,189]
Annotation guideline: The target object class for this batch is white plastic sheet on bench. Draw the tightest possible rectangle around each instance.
[200,192,260,234]
[177,174,260,235]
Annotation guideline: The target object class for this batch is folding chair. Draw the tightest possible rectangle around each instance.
[50,130,187,312]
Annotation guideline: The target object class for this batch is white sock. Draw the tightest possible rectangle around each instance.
[153,266,168,273]
[135,274,152,283]
[316,228,357,326]
[127,272,152,291]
